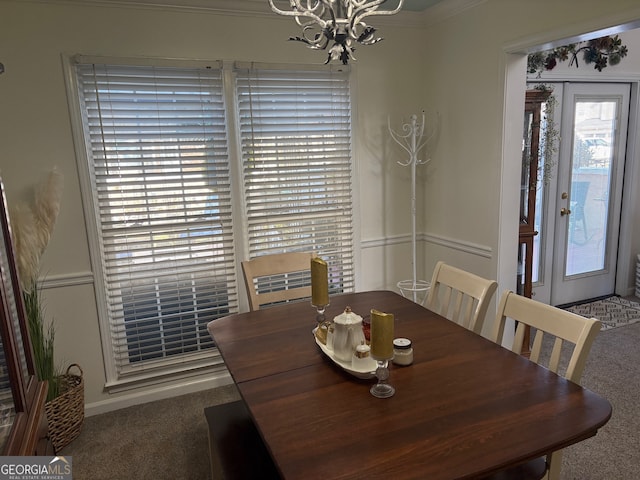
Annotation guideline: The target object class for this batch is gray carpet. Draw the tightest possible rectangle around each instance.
[557,319,640,479]
[60,384,240,480]
[60,322,639,479]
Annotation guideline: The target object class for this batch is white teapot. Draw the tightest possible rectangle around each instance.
[332,306,366,362]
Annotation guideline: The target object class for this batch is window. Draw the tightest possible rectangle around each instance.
[71,58,354,385]
[235,65,355,293]
[74,62,235,380]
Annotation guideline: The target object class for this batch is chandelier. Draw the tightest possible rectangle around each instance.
[268,0,405,65]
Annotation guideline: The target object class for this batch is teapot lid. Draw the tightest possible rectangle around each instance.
[333,306,363,325]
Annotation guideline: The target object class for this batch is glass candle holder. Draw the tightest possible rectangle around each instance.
[369,309,395,398]
[312,302,329,324]
[370,358,395,398]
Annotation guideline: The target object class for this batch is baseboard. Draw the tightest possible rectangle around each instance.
[84,370,234,417]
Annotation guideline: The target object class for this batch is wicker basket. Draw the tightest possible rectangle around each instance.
[45,363,84,452]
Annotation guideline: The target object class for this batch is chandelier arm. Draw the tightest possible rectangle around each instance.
[268,0,328,28]
[351,0,405,28]
[295,25,330,49]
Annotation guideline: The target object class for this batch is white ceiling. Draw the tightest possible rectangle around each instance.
[74,0,451,14]
[68,0,473,27]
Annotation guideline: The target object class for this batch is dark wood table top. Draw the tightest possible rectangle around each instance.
[208,290,612,480]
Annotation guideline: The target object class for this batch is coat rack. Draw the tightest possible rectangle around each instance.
[389,112,438,304]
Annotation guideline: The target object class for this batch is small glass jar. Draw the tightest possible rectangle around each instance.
[392,338,413,366]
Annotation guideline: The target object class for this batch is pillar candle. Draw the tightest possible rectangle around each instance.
[370,309,394,360]
[311,257,329,306]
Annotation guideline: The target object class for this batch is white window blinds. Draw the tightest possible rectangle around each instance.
[72,59,355,384]
[235,66,355,294]
[75,63,237,377]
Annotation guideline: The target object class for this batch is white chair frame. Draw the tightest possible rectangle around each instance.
[490,290,602,480]
[425,261,498,334]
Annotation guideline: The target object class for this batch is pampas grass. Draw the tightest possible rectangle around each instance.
[9,168,64,401]
[10,168,63,291]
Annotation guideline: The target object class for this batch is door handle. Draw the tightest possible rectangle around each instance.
[560,207,571,216]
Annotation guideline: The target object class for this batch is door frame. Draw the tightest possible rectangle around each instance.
[527,81,633,305]
[498,21,640,310]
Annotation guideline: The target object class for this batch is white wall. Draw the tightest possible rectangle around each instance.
[416,0,640,298]
[1,0,640,412]
[0,0,429,411]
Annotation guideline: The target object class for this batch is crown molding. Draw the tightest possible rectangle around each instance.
[7,0,273,17]
[505,13,640,54]
[11,0,487,27]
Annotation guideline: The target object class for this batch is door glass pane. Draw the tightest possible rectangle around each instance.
[566,100,616,276]
[520,111,533,225]
[532,169,543,283]
[532,99,553,285]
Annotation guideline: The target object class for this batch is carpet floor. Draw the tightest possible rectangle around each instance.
[564,296,640,330]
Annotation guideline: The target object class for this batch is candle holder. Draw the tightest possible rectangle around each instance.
[369,309,395,398]
[370,358,395,398]
[312,302,329,324]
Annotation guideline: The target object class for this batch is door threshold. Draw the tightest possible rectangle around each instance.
[556,294,616,309]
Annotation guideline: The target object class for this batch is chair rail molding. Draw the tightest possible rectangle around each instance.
[39,271,94,290]
[361,232,492,259]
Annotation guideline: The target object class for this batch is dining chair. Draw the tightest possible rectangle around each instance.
[487,290,602,480]
[241,252,314,311]
[425,261,498,334]
[203,251,313,478]
[205,400,281,480]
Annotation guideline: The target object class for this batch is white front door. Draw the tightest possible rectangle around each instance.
[533,82,630,306]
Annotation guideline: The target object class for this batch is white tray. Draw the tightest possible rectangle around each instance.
[312,328,377,379]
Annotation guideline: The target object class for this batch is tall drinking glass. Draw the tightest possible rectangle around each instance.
[369,309,395,398]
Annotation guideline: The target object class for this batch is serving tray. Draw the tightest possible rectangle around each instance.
[312,328,377,379]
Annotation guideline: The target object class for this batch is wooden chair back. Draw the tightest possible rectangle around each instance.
[492,290,601,382]
[241,252,314,311]
[425,261,498,334]
[489,290,602,480]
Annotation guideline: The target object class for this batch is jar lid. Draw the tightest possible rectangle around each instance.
[393,337,412,349]
[356,343,370,353]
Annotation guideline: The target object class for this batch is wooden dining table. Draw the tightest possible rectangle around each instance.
[207,290,612,480]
